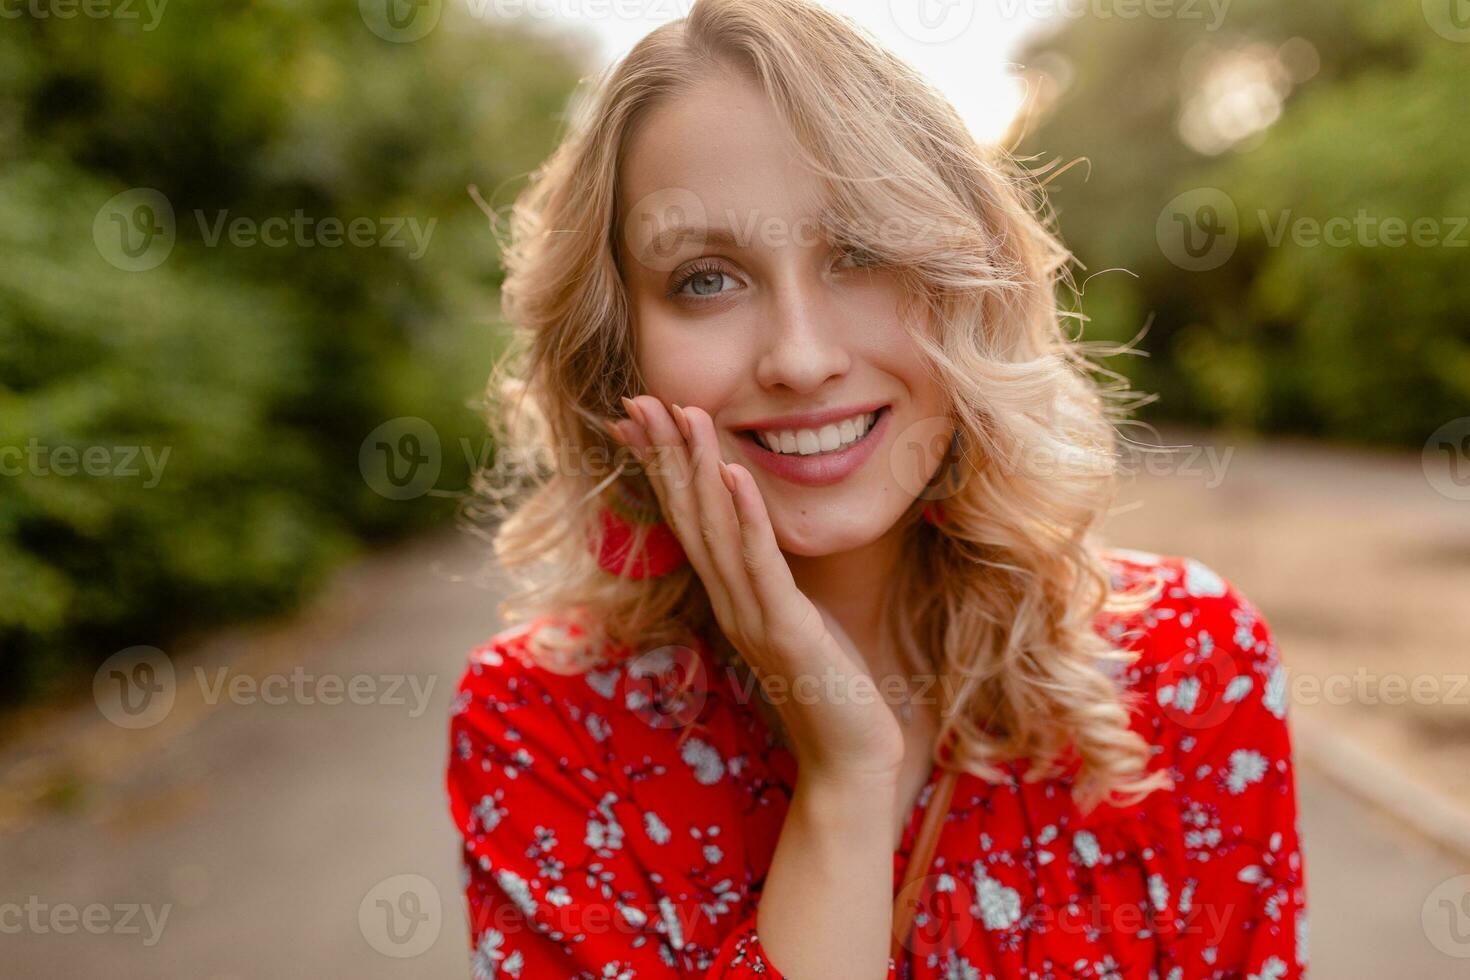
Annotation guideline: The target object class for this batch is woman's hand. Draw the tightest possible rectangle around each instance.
[609,395,906,786]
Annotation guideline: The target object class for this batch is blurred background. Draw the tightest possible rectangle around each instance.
[1,0,1467,976]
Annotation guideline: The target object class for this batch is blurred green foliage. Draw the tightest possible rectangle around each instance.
[1020,0,1470,443]
[0,2,587,701]
[6,0,1463,703]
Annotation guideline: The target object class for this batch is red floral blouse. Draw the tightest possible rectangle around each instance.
[446,550,1308,979]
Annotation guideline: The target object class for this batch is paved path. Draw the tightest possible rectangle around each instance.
[3,437,1470,976]
[2,531,493,979]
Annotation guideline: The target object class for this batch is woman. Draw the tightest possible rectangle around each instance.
[447,1,1306,977]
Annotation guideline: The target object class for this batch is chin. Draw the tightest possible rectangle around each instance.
[767,503,895,558]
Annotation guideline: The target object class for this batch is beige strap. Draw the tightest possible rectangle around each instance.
[890,767,959,965]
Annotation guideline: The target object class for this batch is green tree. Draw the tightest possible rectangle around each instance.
[1019,0,1470,442]
[0,3,588,700]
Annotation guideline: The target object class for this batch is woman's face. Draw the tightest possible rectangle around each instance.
[618,68,953,558]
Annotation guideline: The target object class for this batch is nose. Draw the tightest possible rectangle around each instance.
[753,275,852,394]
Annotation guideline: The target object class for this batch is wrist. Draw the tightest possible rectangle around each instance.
[795,750,903,790]
[793,767,898,821]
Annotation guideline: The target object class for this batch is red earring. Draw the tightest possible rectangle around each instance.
[921,500,947,526]
[592,478,689,578]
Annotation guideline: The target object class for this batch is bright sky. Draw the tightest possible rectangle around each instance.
[531,0,1054,144]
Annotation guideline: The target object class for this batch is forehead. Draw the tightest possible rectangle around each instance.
[618,69,829,239]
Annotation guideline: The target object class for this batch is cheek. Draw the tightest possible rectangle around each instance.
[840,278,928,365]
[634,314,747,408]
[847,313,952,496]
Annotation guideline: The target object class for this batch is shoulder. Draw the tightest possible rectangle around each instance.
[446,621,793,972]
[449,615,633,759]
[1097,548,1290,762]
[449,614,769,791]
[1098,547,1279,675]
[445,615,673,839]
[447,617,603,793]
[452,614,710,725]
[1100,554,1306,971]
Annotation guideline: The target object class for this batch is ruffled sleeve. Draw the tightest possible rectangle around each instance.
[1157,561,1309,977]
[446,629,796,979]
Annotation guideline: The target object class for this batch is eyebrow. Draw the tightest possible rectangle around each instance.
[644,223,748,256]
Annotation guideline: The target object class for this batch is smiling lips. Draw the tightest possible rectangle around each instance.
[736,405,891,487]
[752,409,880,456]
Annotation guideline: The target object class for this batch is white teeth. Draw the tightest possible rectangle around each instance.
[754,410,879,456]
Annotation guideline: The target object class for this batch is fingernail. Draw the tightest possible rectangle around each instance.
[718,460,736,494]
[671,404,690,440]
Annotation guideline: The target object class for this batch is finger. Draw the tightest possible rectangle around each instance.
[682,406,765,629]
[628,395,724,591]
[602,418,641,467]
[604,417,634,445]
[607,417,656,485]
[612,400,749,640]
[614,402,688,545]
[723,461,813,638]
[633,397,697,494]
[622,410,741,629]
[647,400,767,640]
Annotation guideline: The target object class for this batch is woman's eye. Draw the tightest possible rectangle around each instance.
[670,265,737,299]
[834,245,880,270]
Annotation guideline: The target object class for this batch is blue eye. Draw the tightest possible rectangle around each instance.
[668,261,737,299]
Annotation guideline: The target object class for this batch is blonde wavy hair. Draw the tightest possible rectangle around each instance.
[467,0,1173,815]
